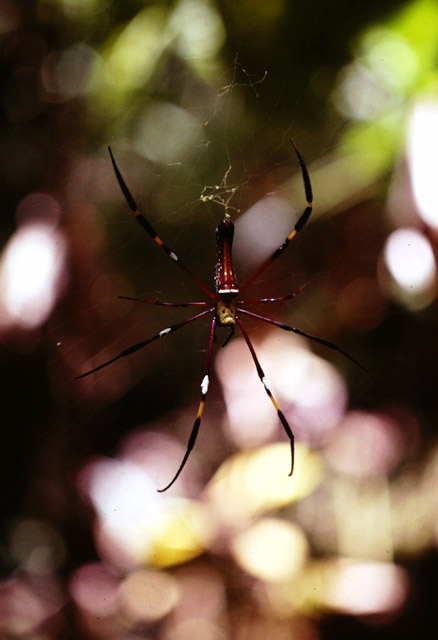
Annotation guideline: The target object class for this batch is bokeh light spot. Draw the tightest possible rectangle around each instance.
[206,443,323,531]
[408,98,438,229]
[56,43,99,98]
[150,499,211,567]
[134,102,204,165]
[382,227,436,308]
[0,219,66,330]
[118,569,179,623]
[263,333,347,443]
[169,0,226,61]
[0,574,66,635]
[326,411,405,478]
[58,0,105,20]
[325,560,409,616]
[216,336,278,449]
[15,191,61,226]
[232,518,308,582]
[69,562,120,617]
[335,29,417,120]
[103,6,169,95]
[87,458,163,564]
[9,518,66,573]
[233,195,293,273]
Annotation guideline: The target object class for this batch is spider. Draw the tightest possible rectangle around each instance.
[77,141,362,492]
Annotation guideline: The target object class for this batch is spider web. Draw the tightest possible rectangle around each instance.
[52,12,351,479]
[58,61,299,468]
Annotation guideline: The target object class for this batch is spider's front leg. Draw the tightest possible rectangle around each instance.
[108,147,215,300]
[239,140,313,294]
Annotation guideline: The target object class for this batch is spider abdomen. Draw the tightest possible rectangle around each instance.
[214,218,239,301]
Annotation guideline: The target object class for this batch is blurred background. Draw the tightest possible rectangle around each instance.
[1,0,438,637]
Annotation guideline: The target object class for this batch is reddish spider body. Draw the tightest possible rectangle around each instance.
[78,143,362,491]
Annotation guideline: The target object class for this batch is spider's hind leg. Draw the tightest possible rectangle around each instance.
[236,316,295,475]
[157,315,217,492]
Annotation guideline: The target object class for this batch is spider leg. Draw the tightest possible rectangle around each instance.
[76,307,214,379]
[237,282,309,305]
[118,296,211,308]
[157,315,217,492]
[236,316,295,476]
[237,307,366,371]
[108,147,215,300]
[239,140,313,293]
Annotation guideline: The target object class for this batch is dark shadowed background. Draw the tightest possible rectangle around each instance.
[1,0,437,638]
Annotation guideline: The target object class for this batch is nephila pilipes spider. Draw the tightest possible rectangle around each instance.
[77,141,363,492]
